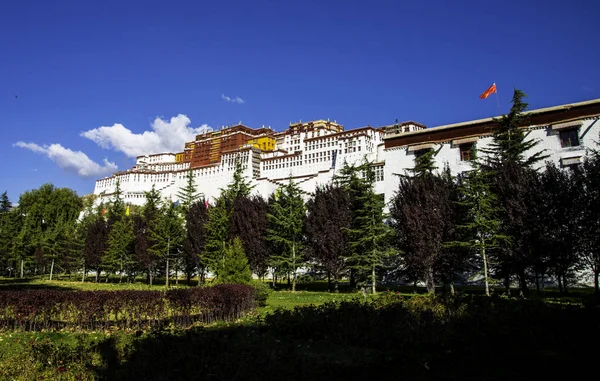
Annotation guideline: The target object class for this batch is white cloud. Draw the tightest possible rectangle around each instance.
[221,94,245,104]
[81,114,212,158]
[14,142,118,178]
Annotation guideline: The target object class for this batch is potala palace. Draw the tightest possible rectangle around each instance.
[93,98,600,205]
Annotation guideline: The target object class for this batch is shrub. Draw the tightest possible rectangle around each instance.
[0,284,256,332]
[251,281,272,307]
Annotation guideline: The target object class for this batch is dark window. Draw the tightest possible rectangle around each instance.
[559,128,580,148]
[460,143,474,161]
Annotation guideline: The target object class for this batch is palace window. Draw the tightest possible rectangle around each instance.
[559,128,580,148]
[460,143,474,161]
[374,166,384,182]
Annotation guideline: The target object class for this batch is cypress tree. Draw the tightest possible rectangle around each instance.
[267,178,306,292]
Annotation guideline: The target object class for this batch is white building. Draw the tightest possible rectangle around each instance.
[93,99,600,206]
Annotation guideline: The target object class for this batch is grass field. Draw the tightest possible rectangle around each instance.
[0,277,598,380]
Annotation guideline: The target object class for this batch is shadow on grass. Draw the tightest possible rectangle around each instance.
[0,277,78,291]
[91,296,600,381]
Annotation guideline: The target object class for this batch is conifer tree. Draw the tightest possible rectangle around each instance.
[104,217,134,282]
[148,201,185,287]
[411,148,438,177]
[204,198,230,279]
[267,179,306,292]
[480,89,548,168]
[0,192,14,272]
[176,169,201,215]
[346,180,392,295]
[215,237,252,284]
[450,167,508,296]
[108,180,126,225]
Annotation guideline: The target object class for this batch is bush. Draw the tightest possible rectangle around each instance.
[0,284,256,332]
[251,281,272,307]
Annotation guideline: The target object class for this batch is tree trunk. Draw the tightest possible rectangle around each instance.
[557,274,563,293]
[450,282,455,296]
[20,259,24,279]
[482,243,490,297]
[327,272,332,293]
[119,259,123,284]
[504,274,511,296]
[175,267,178,286]
[49,258,55,281]
[166,258,170,288]
[518,269,528,297]
[425,267,435,294]
[291,242,296,292]
[594,269,599,296]
[81,264,86,283]
[562,274,568,294]
[149,268,153,286]
[371,265,376,295]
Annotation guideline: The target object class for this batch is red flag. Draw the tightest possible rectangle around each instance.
[205,200,209,210]
[100,208,107,215]
[479,83,497,99]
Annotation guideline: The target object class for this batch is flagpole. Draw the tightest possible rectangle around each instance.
[494,82,501,114]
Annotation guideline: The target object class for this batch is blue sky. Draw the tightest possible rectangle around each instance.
[2,0,599,201]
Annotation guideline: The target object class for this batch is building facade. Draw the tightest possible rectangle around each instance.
[93,99,600,206]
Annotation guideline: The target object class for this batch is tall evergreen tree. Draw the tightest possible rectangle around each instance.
[176,169,201,215]
[215,237,252,284]
[411,148,438,177]
[267,179,306,292]
[108,180,125,224]
[103,217,134,282]
[0,192,14,273]
[204,199,230,279]
[480,89,548,168]
[346,181,392,295]
[450,168,508,296]
[305,184,351,292]
[148,201,185,287]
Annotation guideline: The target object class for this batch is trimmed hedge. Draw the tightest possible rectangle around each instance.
[0,284,255,332]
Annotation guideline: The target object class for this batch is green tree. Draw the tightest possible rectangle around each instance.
[480,88,548,167]
[0,192,15,274]
[267,179,306,292]
[108,180,126,224]
[176,169,201,215]
[103,217,135,282]
[411,148,438,177]
[346,185,392,295]
[16,184,82,278]
[148,201,184,287]
[204,199,230,279]
[450,168,508,296]
[215,237,252,284]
